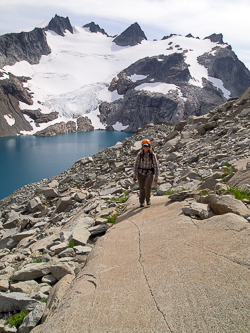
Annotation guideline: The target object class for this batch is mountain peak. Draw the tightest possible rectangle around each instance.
[45,15,73,36]
[83,22,109,36]
[113,22,147,46]
[204,33,225,44]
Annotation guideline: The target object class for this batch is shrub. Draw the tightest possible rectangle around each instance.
[7,311,29,328]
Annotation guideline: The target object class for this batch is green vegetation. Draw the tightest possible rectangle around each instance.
[34,257,42,263]
[7,311,29,328]
[223,162,231,168]
[221,163,237,178]
[108,192,129,204]
[227,185,250,201]
[165,188,185,195]
[104,214,118,224]
[68,239,78,248]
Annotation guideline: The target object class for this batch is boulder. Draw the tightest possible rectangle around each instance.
[35,187,58,198]
[19,302,46,333]
[41,274,75,322]
[0,292,42,312]
[49,242,68,254]
[0,278,9,292]
[12,230,37,242]
[11,262,52,281]
[55,197,72,213]
[199,194,250,216]
[49,262,75,280]
[199,213,249,232]
[182,202,214,219]
[26,197,44,213]
[10,280,40,295]
[71,228,90,246]
[3,210,20,229]
[73,246,92,255]
[156,183,172,195]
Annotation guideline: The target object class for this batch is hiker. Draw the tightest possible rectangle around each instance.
[133,139,159,207]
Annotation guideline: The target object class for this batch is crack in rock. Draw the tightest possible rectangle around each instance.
[207,249,250,270]
[130,219,174,333]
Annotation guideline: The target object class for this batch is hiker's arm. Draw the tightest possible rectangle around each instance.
[153,154,159,181]
[133,154,140,180]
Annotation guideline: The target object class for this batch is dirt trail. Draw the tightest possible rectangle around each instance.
[33,195,250,333]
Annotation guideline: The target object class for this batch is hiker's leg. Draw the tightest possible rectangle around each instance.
[138,173,146,204]
[145,174,153,204]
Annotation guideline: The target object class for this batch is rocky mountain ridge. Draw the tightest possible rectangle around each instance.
[0,88,250,331]
[0,15,250,137]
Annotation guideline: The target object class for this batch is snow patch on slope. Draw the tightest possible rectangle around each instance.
[3,30,229,133]
[4,114,15,126]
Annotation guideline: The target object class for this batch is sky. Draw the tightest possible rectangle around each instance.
[0,0,250,70]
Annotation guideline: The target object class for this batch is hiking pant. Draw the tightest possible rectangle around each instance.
[138,172,154,204]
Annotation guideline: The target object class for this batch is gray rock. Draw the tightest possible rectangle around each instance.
[58,248,75,258]
[79,156,93,165]
[35,187,58,198]
[156,183,172,195]
[88,225,110,236]
[0,228,20,250]
[12,230,37,242]
[99,187,123,196]
[26,197,44,213]
[0,292,42,312]
[200,178,219,190]
[41,274,57,285]
[199,213,249,232]
[49,262,75,280]
[50,242,68,254]
[73,246,92,255]
[199,194,250,217]
[55,197,72,213]
[84,202,99,214]
[11,262,52,281]
[0,278,9,292]
[3,210,20,229]
[19,302,46,333]
[71,228,90,246]
[10,280,40,295]
[182,202,213,219]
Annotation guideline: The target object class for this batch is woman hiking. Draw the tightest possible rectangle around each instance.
[133,139,159,207]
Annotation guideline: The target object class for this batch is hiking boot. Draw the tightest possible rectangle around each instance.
[147,200,151,206]
[140,203,144,207]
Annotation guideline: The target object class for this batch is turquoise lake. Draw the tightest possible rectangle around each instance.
[0,131,133,200]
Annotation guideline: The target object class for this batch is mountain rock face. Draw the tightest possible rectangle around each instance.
[113,22,147,46]
[204,33,224,44]
[99,53,227,132]
[83,22,108,36]
[98,40,250,132]
[45,15,73,36]
[0,28,51,69]
[0,73,34,137]
[0,17,250,138]
[198,46,250,98]
[0,91,250,332]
